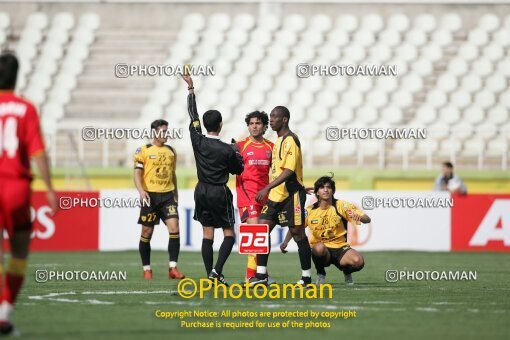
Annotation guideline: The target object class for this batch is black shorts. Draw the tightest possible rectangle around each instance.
[326,245,352,267]
[194,182,235,228]
[137,191,178,226]
[259,188,306,227]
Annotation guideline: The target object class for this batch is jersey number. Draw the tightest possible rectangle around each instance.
[0,118,19,158]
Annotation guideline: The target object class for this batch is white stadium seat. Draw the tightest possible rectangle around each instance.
[440,13,462,32]
[310,14,332,32]
[478,13,499,32]
[464,107,486,124]
[388,13,410,32]
[283,14,306,32]
[414,14,436,32]
[362,13,384,32]
[336,14,358,32]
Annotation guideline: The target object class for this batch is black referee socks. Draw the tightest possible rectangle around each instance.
[201,238,214,275]
[214,236,235,275]
[296,237,312,271]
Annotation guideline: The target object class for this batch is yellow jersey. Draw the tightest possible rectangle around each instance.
[268,132,304,202]
[306,199,364,248]
[134,144,177,193]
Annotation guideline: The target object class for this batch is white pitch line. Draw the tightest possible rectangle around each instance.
[416,307,440,312]
[81,290,173,295]
[145,301,201,306]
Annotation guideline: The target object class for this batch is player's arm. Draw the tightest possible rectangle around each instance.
[173,152,178,202]
[32,152,58,215]
[228,147,244,175]
[182,75,203,142]
[134,169,150,202]
[352,212,371,224]
[255,139,298,202]
[280,229,293,253]
[27,107,58,215]
[133,148,149,202]
[255,169,294,202]
[341,201,371,224]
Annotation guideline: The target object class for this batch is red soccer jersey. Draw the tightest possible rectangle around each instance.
[235,136,273,208]
[0,91,45,181]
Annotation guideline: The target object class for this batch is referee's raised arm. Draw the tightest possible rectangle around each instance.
[182,75,203,143]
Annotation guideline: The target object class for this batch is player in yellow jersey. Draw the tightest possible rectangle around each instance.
[249,106,312,287]
[282,175,371,285]
[134,119,185,280]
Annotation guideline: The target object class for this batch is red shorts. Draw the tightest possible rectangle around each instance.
[0,179,32,235]
[238,204,263,223]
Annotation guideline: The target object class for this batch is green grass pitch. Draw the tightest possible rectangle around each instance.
[16,251,510,339]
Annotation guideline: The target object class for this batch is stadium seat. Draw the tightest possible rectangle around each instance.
[331,105,354,124]
[336,14,358,32]
[468,28,489,46]
[460,74,482,92]
[414,14,436,32]
[474,90,496,109]
[440,13,462,32]
[379,29,401,47]
[283,14,306,32]
[458,43,479,61]
[463,107,485,124]
[366,90,388,109]
[353,29,375,47]
[450,90,472,109]
[387,13,410,32]
[415,105,437,125]
[380,106,403,124]
[487,106,508,124]
[233,13,255,31]
[310,14,332,32]
[405,29,427,47]
[478,13,499,32]
[483,43,504,61]
[362,13,384,32]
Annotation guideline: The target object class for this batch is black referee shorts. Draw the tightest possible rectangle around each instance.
[194,182,235,228]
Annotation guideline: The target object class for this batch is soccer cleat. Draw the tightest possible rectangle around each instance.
[344,273,354,285]
[315,274,326,286]
[0,321,14,335]
[296,276,312,287]
[248,273,268,286]
[169,267,185,279]
[267,275,277,285]
[143,269,153,280]
[208,269,229,286]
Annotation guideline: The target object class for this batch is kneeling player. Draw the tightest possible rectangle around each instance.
[306,175,370,285]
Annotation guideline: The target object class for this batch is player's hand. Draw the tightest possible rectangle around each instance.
[46,190,58,216]
[174,191,179,203]
[139,190,150,205]
[182,74,193,87]
[280,242,288,253]
[305,187,314,195]
[351,213,362,223]
[255,187,269,203]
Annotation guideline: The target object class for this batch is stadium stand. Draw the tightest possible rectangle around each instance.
[1,6,509,170]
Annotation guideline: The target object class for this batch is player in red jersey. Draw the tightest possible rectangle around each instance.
[0,53,58,335]
[235,111,274,282]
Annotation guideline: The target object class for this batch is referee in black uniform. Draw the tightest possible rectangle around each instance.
[182,75,244,285]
